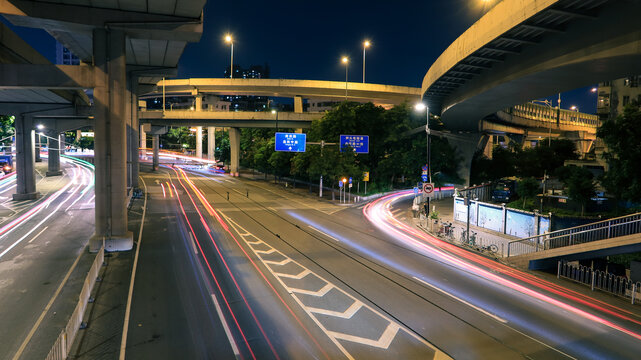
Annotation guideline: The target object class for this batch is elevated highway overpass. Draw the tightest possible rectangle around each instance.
[422,0,641,130]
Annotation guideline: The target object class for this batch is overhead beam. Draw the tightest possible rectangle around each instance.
[467,55,505,63]
[483,46,521,55]
[0,63,98,89]
[457,62,491,70]
[497,36,540,45]
[547,8,597,20]
[519,23,565,33]
[0,0,203,42]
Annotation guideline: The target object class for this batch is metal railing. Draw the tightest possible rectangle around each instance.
[508,103,599,128]
[558,261,640,304]
[507,212,641,257]
[45,246,104,360]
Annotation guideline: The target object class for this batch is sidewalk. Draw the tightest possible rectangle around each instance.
[422,198,520,258]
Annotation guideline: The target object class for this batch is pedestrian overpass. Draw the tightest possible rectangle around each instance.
[507,213,641,270]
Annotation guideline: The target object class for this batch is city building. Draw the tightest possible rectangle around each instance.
[55,42,80,65]
[597,76,641,120]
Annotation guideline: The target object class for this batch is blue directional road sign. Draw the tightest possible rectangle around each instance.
[413,187,419,194]
[340,135,369,153]
[339,180,343,188]
[348,177,352,184]
[275,132,306,152]
[421,174,429,182]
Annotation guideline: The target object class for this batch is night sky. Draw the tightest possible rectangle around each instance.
[2,0,596,112]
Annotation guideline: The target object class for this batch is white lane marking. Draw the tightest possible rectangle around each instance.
[263,258,292,266]
[210,293,242,359]
[254,248,276,255]
[308,225,340,242]
[413,276,508,324]
[274,269,312,280]
[188,231,198,255]
[307,302,363,319]
[119,176,149,360]
[28,226,48,243]
[11,243,85,360]
[290,283,333,297]
[219,211,441,358]
[329,322,400,349]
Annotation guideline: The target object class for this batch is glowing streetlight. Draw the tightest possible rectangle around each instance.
[591,87,598,93]
[271,109,279,131]
[224,34,234,79]
[362,40,371,83]
[36,124,44,130]
[415,102,431,187]
[570,105,579,112]
[341,56,349,100]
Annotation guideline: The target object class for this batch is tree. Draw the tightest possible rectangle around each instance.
[0,115,14,151]
[598,102,641,204]
[76,137,94,151]
[517,177,540,208]
[556,165,596,216]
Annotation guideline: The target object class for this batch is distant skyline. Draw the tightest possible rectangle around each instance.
[1,0,596,113]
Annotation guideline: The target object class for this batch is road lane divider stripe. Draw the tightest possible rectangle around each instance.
[188,231,199,255]
[413,276,508,324]
[119,176,149,360]
[308,225,340,242]
[11,244,85,360]
[210,293,242,359]
[28,226,48,244]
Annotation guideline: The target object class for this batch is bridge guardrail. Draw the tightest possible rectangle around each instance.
[507,212,641,257]
[558,261,641,304]
[508,103,599,128]
[45,246,104,360]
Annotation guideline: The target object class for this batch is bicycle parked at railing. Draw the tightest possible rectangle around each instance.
[477,243,499,254]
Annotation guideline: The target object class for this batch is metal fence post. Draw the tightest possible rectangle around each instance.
[557,261,561,279]
[632,283,637,305]
[591,271,595,291]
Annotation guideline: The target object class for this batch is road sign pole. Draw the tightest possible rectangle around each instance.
[319,175,323,198]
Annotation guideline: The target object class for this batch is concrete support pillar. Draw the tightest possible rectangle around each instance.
[35,132,42,162]
[13,115,39,200]
[294,95,303,113]
[452,132,486,186]
[152,134,160,170]
[195,94,203,111]
[127,77,139,188]
[140,124,147,160]
[196,126,203,158]
[229,127,240,176]
[46,132,63,176]
[207,126,215,160]
[90,28,133,252]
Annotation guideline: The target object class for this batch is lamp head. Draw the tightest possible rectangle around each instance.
[341,56,349,64]
[224,34,232,43]
[364,40,371,48]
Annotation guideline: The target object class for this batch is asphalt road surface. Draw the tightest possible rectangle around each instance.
[126,164,641,359]
[0,156,95,360]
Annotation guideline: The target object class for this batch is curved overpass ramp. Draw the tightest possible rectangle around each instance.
[149,78,421,107]
[422,0,641,130]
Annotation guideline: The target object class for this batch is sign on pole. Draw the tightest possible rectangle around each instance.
[275,132,306,152]
[340,135,369,153]
[363,171,369,182]
[338,180,343,188]
[422,182,434,196]
[349,177,353,188]
[421,174,428,182]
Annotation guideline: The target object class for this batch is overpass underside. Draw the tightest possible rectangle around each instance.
[422,0,641,131]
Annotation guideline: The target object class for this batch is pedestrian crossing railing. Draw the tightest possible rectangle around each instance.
[507,212,641,257]
[558,261,641,304]
[45,246,104,360]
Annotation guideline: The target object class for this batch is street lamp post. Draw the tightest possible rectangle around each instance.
[271,109,279,132]
[415,103,431,212]
[341,56,349,100]
[362,40,370,83]
[225,34,234,79]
